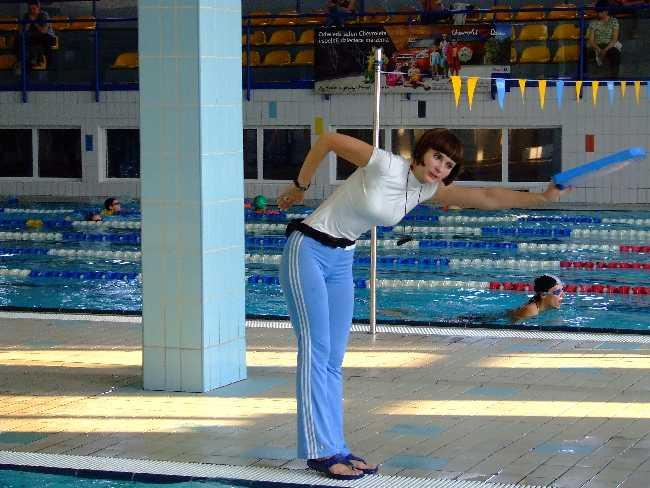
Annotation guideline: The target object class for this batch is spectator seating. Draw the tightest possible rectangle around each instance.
[300,10,326,25]
[50,16,70,31]
[553,43,579,62]
[262,50,291,66]
[519,45,551,62]
[518,24,548,40]
[483,5,513,21]
[0,17,18,31]
[293,49,314,65]
[62,16,96,30]
[551,23,580,40]
[242,50,261,66]
[111,52,138,69]
[297,30,314,45]
[248,11,271,26]
[267,29,296,45]
[390,7,420,24]
[272,10,299,26]
[0,53,16,69]
[242,30,266,46]
[361,9,390,23]
[515,4,545,21]
[511,47,518,63]
[547,3,578,19]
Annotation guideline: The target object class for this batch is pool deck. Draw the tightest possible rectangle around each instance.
[1,315,649,488]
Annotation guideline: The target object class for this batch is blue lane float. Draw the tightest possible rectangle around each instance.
[523,216,602,224]
[61,232,141,243]
[481,227,571,237]
[355,256,450,266]
[418,239,519,250]
[0,247,49,255]
[27,269,139,280]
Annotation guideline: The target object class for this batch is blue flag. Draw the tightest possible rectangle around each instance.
[607,81,615,105]
[496,78,505,110]
[556,80,564,110]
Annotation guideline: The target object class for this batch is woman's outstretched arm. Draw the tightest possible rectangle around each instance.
[278,132,374,210]
[431,182,570,210]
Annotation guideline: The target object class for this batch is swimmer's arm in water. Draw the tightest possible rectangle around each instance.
[508,302,538,323]
[278,133,374,210]
[431,182,570,210]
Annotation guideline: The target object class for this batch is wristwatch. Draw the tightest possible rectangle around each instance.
[293,178,310,192]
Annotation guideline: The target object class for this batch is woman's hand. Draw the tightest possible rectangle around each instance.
[278,184,306,210]
[542,182,572,203]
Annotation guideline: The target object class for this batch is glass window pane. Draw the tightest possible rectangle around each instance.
[244,129,257,180]
[0,129,32,177]
[392,128,502,182]
[508,128,561,182]
[263,128,310,180]
[335,129,384,181]
[106,129,140,178]
[38,129,82,178]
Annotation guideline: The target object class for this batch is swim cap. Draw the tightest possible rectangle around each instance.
[253,195,267,211]
[533,274,563,293]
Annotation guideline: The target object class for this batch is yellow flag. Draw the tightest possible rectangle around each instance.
[518,79,526,102]
[620,81,626,98]
[634,80,641,104]
[467,77,479,110]
[591,81,599,105]
[574,80,583,103]
[314,116,324,135]
[451,76,462,107]
[538,80,547,110]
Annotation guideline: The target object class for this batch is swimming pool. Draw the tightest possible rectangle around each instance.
[0,202,648,332]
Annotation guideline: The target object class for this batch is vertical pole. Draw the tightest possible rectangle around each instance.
[20,23,27,103]
[94,20,100,102]
[245,19,251,101]
[369,47,382,336]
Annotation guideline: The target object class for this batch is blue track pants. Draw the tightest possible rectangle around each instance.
[279,232,355,459]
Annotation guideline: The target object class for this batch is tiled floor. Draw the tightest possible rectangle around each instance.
[1,316,650,487]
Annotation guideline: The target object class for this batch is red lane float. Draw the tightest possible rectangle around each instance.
[620,245,650,253]
[560,260,650,270]
[489,281,650,295]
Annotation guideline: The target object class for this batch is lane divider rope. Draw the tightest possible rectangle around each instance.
[0,231,140,243]
[0,268,140,280]
[0,247,141,260]
[247,273,650,294]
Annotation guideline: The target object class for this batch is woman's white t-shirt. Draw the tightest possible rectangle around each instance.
[303,147,439,241]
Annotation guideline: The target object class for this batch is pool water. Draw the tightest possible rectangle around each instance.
[0,469,239,487]
[0,203,648,332]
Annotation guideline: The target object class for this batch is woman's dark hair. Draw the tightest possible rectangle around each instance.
[412,128,463,185]
[104,197,116,210]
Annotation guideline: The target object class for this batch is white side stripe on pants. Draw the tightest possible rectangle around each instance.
[288,234,317,457]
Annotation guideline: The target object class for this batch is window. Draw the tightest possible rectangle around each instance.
[508,128,561,182]
[335,128,385,181]
[263,128,310,180]
[0,129,32,177]
[391,128,502,182]
[38,129,82,178]
[106,129,140,178]
[244,129,257,179]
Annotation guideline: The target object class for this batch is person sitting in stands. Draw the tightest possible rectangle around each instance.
[325,0,356,28]
[405,61,431,90]
[101,197,122,216]
[508,274,565,322]
[18,0,56,70]
[586,0,622,78]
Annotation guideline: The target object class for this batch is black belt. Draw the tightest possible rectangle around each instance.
[285,219,355,249]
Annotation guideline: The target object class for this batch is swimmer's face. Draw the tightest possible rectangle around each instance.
[110,200,122,213]
[412,149,456,184]
[543,284,564,309]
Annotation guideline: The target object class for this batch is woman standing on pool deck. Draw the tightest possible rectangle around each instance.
[277,129,570,480]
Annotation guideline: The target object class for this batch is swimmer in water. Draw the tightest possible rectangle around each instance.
[508,274,565,323]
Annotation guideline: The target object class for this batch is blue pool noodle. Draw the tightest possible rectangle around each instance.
[553,147,646,189]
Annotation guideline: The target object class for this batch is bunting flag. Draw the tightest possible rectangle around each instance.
[556,80,564,110]
[634,80,641,104]
[518,79,526,102]
[607,81,615,105]
[621,81,627,98]
[467,77,479,110]
[591,81,599,106]
[496,78,506,110]
[451,76,462,107]
[537,80,547,110]
[575,80,583,102]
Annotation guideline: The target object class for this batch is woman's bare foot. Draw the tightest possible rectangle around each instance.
[348,458,378,471]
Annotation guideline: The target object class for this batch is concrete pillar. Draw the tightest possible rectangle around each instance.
[139,0,246,392]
